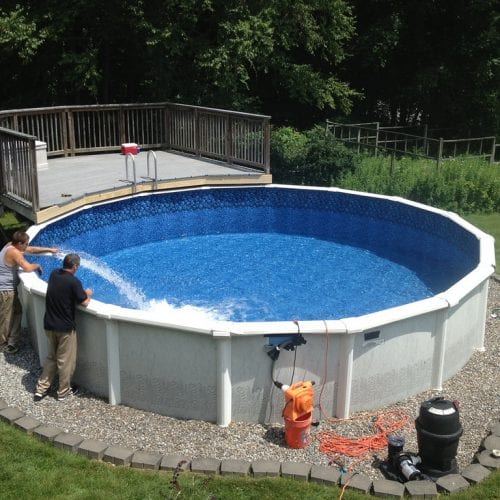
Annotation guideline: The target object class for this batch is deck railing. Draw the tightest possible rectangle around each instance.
[0,103,271,216]
[0,127,39,213]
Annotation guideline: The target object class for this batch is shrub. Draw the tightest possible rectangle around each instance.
[271,125,360,185]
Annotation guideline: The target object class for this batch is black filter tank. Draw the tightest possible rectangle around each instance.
[415,397,463,477]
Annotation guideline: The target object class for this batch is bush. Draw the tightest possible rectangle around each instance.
[271,125,360,186]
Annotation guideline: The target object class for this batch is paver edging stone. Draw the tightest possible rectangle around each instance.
[435,473,470,493]
[0,406,25,423]
[33,424,64,442]
[250,460,281,477]
[13,415,41,434]
[131,450,163,470]
[54,432,85,452]
[220,458,251,476]
[1,396,498,498]
[190,457,221,475]
[160,455,191,471]
[103,445,134,466]
[78,439,109,460]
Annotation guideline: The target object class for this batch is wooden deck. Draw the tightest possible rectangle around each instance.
[29,150,271,223]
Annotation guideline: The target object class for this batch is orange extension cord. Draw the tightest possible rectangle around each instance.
[315,321,413,471]
[315,410,413,471]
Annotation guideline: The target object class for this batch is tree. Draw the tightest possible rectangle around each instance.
[345,0,499,135]
[0,4,47,107]
[191,0,358,125]
[0,0,358,125]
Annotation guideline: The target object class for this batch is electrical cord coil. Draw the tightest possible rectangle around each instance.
[315,410,413,470]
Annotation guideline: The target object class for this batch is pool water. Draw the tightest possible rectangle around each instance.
[34,231,433,322]
[30,187,477,322]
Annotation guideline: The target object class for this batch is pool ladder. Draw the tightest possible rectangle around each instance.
[120,151,158,192]
[141,150,158,189]
[120,153,137,193]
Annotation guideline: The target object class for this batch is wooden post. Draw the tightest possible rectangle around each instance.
[164,105,171,150]
[29,139,40,212]
[119,107,125,146]
[194,108,200,156]
[263,117,271,174]
[61,110,68,156]
[437,138,444,169]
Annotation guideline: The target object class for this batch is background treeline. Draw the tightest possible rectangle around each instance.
[1,0,498,135]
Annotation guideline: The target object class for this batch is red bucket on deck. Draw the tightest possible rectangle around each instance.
[284,412,312,449]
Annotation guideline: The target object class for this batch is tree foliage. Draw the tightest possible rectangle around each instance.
[346,0,500,135]
[0,0,498,134]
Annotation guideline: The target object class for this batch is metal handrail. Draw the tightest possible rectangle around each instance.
[121,153,137,193]
[142,150,158,189]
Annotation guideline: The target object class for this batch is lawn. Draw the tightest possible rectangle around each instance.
[464,212,500,265]
[0,421,498,499]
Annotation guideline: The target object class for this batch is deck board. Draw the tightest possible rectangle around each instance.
[28,150,271,222]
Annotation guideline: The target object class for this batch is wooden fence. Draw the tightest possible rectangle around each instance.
[326,121,497,167]
[0,103,271,215]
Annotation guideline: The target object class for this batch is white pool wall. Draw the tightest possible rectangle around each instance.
[20,185,495,425]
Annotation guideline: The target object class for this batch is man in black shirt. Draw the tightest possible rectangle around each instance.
[34,253,92,401]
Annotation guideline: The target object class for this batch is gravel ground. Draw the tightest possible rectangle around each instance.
[1,276,499,480]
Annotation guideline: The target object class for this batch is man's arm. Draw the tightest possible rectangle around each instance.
[25,245,60,255]
[80,288,93,307]
[7,247,42,274]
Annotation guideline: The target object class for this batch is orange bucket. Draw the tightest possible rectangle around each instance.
[284,412,312,449]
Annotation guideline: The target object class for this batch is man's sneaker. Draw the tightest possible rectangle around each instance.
[5,345,19,354]
[58,385,79,401]
[34,391,46,402]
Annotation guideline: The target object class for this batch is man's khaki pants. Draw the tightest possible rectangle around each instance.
[36,330,77,398]
[0,291,22,348]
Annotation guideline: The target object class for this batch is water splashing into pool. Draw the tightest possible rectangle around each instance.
[44,250,229,322]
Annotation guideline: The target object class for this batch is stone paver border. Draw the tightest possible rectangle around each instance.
[0,398,498,497]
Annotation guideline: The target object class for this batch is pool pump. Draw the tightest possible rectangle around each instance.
[382,397,463,482]
[415,397,463,477]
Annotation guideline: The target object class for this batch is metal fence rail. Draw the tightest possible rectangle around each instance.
[326,120,497,167]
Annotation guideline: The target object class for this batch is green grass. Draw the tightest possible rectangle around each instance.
[464,212,500,265]
[0,421,498,499]
[0,208,30,244]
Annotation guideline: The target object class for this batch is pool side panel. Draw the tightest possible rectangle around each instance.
[347,309,440,412]
[441,281,489,381]
[116,322,218,421]
[229,330,343,423]
[74,312,109,396]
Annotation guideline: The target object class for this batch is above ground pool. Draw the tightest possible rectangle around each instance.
[21,185,495,425]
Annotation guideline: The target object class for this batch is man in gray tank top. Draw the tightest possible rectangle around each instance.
[0,230,59,353]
